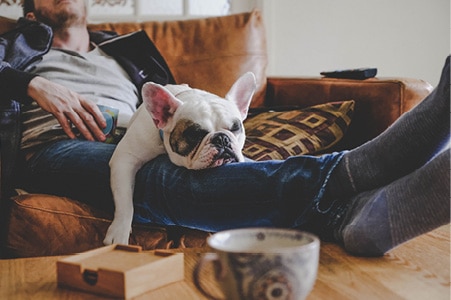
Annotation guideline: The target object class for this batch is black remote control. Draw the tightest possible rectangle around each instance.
[320,67,377,80]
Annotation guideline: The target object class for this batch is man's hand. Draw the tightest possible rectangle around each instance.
[28,76,107,142]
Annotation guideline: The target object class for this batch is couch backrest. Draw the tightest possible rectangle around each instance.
[88,11,268,107]
[0,16,15,33]
[0,11,268,108]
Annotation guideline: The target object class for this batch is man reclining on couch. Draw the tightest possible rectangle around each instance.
[0,0,449,256]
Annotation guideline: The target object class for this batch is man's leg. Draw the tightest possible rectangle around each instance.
[328,56,450,197]
[336,149,450,256]
[21,140,116,212]
[22,139,345,233]
[132,152,344,232]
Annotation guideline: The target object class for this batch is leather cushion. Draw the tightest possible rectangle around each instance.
[0,16,16,34]
[243,100,355,160]
[6,194,170,257]
[5,193,210,257]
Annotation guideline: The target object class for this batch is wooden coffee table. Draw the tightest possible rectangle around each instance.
[1,225,449,299]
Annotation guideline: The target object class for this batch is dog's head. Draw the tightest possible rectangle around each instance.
[141,72,256,169]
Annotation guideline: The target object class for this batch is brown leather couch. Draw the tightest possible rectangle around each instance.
[0,11,432,258]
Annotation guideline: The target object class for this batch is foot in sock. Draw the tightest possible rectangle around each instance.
[335,149,450,257]
[327,56,450,197]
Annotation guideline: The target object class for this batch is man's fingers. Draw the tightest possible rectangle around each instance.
[60,110,95,141]
[54,114,78,140]
[79,100,107,142]
[83,102,107,128]
[76,109,106,142]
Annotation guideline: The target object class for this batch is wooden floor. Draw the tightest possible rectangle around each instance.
[0,225,449,299]
[310,224,450,300]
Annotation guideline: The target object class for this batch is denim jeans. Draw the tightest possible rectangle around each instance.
[22,139,345,235]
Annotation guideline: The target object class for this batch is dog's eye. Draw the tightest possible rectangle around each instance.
[230,120,242,133]
[170,120,208,156]
[184,125,208,142]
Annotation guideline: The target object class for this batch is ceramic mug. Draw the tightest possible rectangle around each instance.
[97,105,119,144]
[193,228,320,300]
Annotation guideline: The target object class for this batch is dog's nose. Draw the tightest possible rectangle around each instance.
[211,132,231,148]
[211,132,238,164]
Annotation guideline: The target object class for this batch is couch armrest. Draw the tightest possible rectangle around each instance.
[265,77,433,150]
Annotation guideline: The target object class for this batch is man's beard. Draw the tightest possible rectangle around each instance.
[33,6,86,29]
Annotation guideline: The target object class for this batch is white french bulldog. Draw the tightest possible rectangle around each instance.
[104,72,257,245]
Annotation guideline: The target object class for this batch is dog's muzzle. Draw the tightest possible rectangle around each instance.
[211,132,239,164]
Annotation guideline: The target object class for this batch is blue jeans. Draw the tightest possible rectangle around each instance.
[22,140,344,235]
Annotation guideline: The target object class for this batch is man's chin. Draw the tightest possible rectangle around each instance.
[34,5,87,28]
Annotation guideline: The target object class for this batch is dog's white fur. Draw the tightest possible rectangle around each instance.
[104,72,256,245]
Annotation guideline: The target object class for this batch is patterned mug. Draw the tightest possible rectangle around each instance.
[193,228,320,300]
[97,104,119,144]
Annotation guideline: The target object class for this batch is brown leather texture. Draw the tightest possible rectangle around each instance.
[5,194,168,257]
[5,194,208,257]
[0,13,433,258]
[0,16,16,34]
[266,77,432,150]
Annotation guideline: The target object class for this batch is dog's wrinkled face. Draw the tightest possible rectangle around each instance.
[166,93,246,169]
[141,72,256,169]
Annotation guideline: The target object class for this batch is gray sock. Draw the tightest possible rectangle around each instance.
[328,56,450,196]
[336,149,450,256]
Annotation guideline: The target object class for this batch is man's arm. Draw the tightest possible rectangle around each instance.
[27,76,107,142]
[0,62,107,141]
[0,64,36,105]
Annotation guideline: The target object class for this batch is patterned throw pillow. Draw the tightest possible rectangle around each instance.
[242,100,355,161]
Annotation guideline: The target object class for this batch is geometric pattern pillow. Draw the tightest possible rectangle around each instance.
[243,100,355,161]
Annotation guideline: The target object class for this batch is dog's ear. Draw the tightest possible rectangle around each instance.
[141,82,183,129]
[225,72,256,120]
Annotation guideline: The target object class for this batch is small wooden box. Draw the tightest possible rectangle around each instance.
[57,244,184,299]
